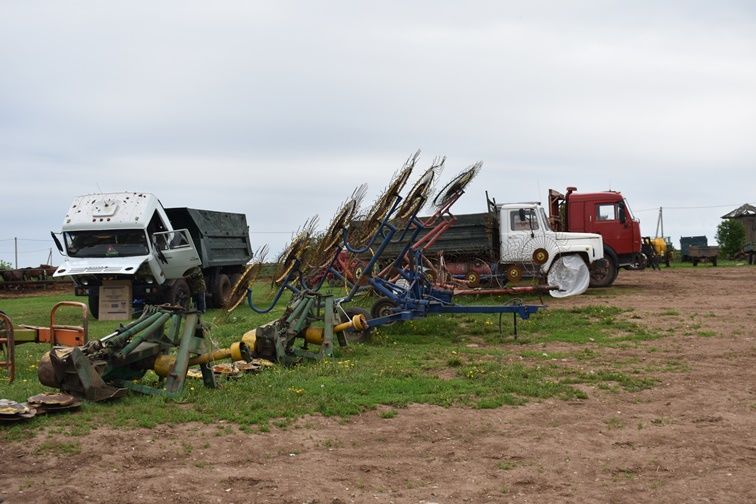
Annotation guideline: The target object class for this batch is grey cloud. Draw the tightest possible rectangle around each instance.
[1,1,754,266]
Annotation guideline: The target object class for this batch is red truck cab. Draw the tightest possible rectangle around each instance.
[548,187,642,287]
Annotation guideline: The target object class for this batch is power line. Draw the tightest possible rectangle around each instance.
[635,203,753,213]
[0,248,50,254]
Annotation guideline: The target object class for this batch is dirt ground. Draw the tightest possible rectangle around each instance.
[1,267,755,503]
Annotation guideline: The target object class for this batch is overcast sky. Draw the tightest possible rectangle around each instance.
[1,1,754,267]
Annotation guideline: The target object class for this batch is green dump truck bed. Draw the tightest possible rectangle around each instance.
[381,212,499,259]
[165,207,253,268]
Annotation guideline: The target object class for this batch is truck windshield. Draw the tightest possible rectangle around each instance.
[64,230,149,257]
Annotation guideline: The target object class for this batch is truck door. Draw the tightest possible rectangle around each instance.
[592,202,625,254]
[501,207,546,262]
[150,229,202,279]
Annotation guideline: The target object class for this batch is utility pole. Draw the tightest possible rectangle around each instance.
[655,207,664,238]
[14,237,18,269]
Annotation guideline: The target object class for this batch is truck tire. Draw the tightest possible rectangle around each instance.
[212,273,232,308]
[88,290,100,319]
[589,253,618,288]
[167,278,191,308]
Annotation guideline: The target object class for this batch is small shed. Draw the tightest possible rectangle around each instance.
[721,203,756,247]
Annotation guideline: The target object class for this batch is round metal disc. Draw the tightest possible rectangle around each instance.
[466,271,481,288]
[506,265,524,283]
[532,248,549,266]
[27,392,77,407]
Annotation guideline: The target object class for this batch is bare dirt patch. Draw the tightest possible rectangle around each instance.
[1,268,754,503]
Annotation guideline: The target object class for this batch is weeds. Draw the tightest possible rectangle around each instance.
[0,290,667,438]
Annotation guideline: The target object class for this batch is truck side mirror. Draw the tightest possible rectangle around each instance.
[50,231,65,255]
[618,204,627,224]
[518,208,527,222]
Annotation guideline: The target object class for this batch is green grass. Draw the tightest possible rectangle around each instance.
[0,285,669,439]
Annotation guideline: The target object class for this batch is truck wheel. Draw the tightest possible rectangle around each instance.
[212,274,232,308]
[339,307,372,343]
[88,291,100,320]
[589,255,617,288]
[168,278,191,308]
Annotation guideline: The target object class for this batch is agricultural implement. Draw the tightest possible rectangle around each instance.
[37,305,249,400]
[336,161,549,336]
[239,153,549,354]
[0,302,89,383]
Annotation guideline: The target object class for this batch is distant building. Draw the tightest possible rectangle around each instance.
[721,203,756,249]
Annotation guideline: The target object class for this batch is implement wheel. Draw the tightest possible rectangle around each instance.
[370,298,399,324]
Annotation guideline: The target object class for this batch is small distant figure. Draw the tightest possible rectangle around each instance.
[187,267,206,313]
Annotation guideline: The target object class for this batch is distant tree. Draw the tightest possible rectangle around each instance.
[0,259,11,270]
[715,219,746,259]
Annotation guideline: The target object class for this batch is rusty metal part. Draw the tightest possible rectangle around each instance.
[27,392,77,406]
[432,161,482,208]
[466,271,481,288]
[0,312,15,383]
[0,399,36,422]
[506,265,524,283]
[453,285,557,296]
[532,248,549,266]
[27,392,81,413]
[36,351,58,388]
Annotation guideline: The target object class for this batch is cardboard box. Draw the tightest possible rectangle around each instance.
[99,280,133,320]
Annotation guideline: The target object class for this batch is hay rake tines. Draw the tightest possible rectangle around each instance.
[338,153,443,302]
[225,245,269,313]
[346,152,416,250]
[376,161,482,283]
[301,185,367,292]
[245,218,318,314]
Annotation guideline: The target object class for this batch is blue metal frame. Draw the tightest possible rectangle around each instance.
[244,168,546,336]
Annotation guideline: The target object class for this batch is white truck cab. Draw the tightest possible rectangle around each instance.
[52,192,202,315]
[496,202,604,296]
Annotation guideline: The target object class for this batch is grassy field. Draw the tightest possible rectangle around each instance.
[0,284,665,440]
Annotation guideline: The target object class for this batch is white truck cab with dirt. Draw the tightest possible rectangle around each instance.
[52,192,252,318]
[389,196,605,296]
[495,202,604,296]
